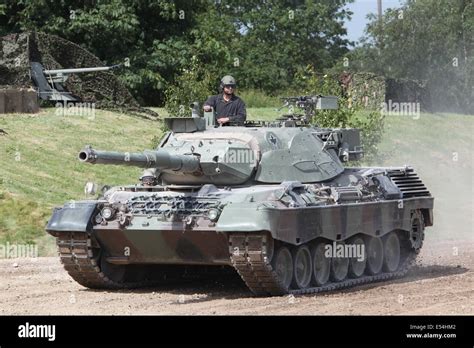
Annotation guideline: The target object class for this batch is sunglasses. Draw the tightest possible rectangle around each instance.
[224,84,236,89]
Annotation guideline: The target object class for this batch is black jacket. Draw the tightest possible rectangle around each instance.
[204,94,247,125]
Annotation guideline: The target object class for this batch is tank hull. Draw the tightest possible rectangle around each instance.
[59,196,432,266]
[93,228,231,266]
[46,167,434,294]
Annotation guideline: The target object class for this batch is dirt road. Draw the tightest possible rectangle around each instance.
[0,237,472,315]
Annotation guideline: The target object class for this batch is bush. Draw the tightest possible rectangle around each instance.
[294,65,385,163]
[237,89,281,108]
[164,56,213,117]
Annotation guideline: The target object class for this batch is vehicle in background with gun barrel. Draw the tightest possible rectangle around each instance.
[277,95,338,124]
[30,62,122,102]
[46,95,434,296]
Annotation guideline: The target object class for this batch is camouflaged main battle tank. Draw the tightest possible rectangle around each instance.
[46,96,434,296]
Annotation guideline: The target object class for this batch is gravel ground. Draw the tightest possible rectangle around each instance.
[0,238,472,315]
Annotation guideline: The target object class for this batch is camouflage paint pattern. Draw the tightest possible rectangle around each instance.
[46,117,433,267]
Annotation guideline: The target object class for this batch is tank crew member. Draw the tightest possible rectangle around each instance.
[203,75,247,126]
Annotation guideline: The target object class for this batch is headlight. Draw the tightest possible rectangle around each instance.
[101,207,115,220]
[208,208,220,222]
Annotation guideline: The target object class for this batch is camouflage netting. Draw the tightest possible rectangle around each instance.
[339,72,431,111]
[339,72,386,110]
[385,78,432,112]
[0,33,31,87]
[0,32,158,119]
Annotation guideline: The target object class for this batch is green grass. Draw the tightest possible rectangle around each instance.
[0,191,55,256]
[1,108,472,255]
[376,113,473,162]
[0,108,162,255]
[0,109,161,204]
[373,113,473,242]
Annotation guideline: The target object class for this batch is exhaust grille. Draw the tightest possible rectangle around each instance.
[387,167,431,198]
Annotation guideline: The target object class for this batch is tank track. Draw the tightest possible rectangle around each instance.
[56,230,419,294]
[229,233,419,296]
[56,232,199,289]
[56,231,239,289]
[56,224,420,295]
[56,232,148,289]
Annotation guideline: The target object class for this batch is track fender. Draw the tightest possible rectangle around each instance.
[46,201,98,236]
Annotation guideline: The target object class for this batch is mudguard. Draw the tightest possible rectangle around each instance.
[46,201,98,235]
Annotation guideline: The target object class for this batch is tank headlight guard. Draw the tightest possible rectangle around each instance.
[207,208,220,222]
[101,207,115,220]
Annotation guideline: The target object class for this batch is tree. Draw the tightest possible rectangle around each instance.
[350,0,473,113]
[215,0,353,92]
[0,0,355,105]
[0,0,209,105]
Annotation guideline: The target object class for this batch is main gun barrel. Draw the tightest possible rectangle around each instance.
[78,146,200,173]
[44,64,122,75]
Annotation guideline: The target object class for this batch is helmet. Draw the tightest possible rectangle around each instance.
[220,75,236,91]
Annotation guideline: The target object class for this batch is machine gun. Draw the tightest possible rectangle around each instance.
[278,95,338,125]
[30,62,123,102]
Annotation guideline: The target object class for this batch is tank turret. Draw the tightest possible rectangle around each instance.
[77,96,363,186]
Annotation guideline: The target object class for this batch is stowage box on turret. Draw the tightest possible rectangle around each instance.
[46,96,434,296]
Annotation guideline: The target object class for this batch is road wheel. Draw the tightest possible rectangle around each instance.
[366,236,384,275]
[348,236,367,278]
[311,241,330,286]
[330,243,349,282]
[271,246,293,291]
[383,232,401,272]
[292,245,312,289]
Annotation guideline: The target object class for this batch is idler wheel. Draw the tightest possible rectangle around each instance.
[410,211,425,250]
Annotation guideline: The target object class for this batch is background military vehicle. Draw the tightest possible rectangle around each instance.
[30,62,123,102]
[46,96,434,296]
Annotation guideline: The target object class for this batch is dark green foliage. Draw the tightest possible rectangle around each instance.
[164,56,213,116]
[220,0,353,92]
[0,0,354,106]
[294,66,384,162]
[238,89,281,108]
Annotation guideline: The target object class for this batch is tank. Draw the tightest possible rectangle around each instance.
[46,96,434,296]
